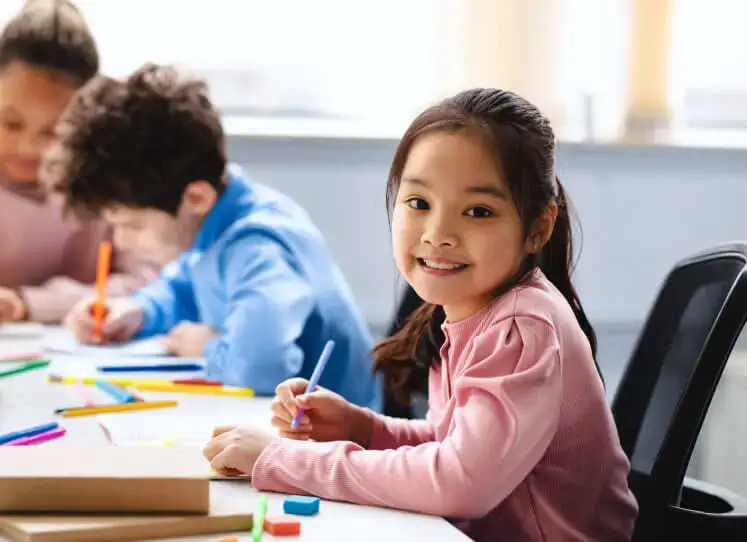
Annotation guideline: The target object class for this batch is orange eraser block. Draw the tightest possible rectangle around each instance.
[216,537,238,542]
[264,515,301,536]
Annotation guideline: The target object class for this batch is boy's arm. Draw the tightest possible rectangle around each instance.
[130,254,200,337]
[203,233,315,394]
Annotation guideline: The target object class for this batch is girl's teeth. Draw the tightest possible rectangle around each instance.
[423,259,464,270]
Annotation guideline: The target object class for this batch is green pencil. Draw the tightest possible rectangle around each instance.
[252,495,268,542]
[0,360,50,379]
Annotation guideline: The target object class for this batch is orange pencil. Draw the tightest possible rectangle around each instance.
[92,241,112,341]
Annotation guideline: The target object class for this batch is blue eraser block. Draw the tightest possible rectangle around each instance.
[283,495,320,516]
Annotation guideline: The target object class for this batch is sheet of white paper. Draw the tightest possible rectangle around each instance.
[0,322,45,338]
[44,331,170,357]
[98,411,273,447]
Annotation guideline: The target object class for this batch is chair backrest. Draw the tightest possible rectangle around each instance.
[611,243,747,533]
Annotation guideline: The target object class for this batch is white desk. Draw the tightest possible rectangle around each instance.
[0,327,469,542]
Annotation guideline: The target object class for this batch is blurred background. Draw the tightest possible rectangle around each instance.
[2,0,746,498]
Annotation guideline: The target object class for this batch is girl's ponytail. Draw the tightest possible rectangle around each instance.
[540,176,600,377]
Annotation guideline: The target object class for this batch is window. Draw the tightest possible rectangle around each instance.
[0,0,439,126]
[671,0,747,130]
[2,0,744,140]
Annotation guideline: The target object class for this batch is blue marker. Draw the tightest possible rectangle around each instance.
[97,363,204,373]
[0,421,59,445]
[95,380,137,403]
[291,340,335,429]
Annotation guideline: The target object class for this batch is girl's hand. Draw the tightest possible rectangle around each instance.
[202,424,276,477]
[270,377,373,447]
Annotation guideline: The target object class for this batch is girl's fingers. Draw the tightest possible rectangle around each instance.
[270,415,311,432]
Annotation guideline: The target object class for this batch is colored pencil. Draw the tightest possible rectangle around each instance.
[5,427,66,446]
[0,352,43,363]
[252,495,268,542]
[0,422,59,445]
[172,378,222,386]
[95,380,137,403]
[0,360,50,380]
[291,340,335,429]
[57,400,178,417]
[47,374,254,396]
[92,241,112,341]
[97,363,204,373]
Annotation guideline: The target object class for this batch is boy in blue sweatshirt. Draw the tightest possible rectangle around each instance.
[47,63,380,410]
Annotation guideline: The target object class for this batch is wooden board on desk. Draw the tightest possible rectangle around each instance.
[0,487,253,542]
[0,446,210,514]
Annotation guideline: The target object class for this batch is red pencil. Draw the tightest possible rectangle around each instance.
[172,378,222,386]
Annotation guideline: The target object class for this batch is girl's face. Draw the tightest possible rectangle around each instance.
[0,61,77,183]
[392,131,533,322]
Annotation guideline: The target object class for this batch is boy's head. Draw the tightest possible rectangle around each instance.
[43,63,227,265]
[0,0,98,183]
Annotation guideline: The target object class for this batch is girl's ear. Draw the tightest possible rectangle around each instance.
[525,201,559,254]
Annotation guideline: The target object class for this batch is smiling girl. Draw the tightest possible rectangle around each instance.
[204,88,638,542]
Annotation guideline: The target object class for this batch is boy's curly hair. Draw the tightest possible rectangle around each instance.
[44,63,226,218]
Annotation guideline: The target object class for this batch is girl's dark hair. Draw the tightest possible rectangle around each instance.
[373,88,599,404]
[0,0,98,85]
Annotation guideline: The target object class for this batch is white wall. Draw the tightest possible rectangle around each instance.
[227,135,747,332]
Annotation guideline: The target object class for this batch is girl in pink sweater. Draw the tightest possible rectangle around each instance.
[203,89,639,541]
[0,1,155,323]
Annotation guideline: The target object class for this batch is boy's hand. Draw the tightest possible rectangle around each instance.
[0,288,27,322]
[162,322,216,357]
[64,297,143,345]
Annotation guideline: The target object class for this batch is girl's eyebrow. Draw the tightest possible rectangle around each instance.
[401,176,429,188]
[465,184,509,200]
[402,176,509,200]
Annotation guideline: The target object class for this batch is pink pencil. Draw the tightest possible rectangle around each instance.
[5,427,66,446]
[0,352,42,362]
[77,381,94,407]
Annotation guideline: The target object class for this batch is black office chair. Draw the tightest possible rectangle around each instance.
[381,285,425,418]
[611,243,747,541]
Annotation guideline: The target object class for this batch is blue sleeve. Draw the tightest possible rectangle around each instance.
[203,235,315,394]
[130,254,199,337]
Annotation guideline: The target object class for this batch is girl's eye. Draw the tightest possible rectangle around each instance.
[406,197,429,210]
[466,206,493,218]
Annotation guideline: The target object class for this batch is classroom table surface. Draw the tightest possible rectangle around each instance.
[0,325,470,542]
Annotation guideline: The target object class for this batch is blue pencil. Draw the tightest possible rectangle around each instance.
[0,421,59,445]
[291,340,335,429]
[95,380,137,403]
[97,363,204,373]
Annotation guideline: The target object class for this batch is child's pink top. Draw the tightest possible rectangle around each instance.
[0,178,158,322]
[253,269,638,541]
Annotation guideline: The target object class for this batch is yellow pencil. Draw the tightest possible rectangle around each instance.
[131,381,255,397]
[58,400,178,417]
[48,375,164,387]
[47,374,255,397]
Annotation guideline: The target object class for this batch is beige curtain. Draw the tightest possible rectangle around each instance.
[434,0,676,140]
[625,0,674,134]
